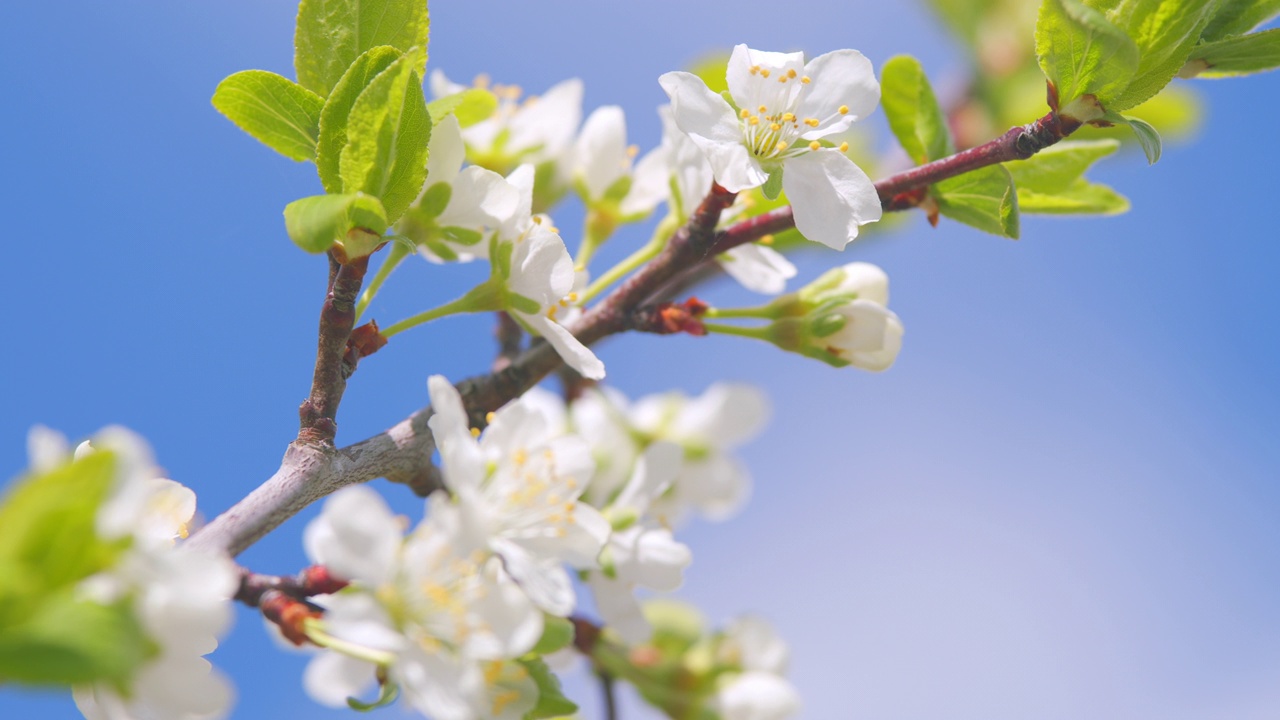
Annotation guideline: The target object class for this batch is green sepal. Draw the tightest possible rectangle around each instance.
[316,46,403,194]
[439,226,483,247]
[415,182,452,220]
[1185,28,1280,78]
[642,599,706,655]
[880,55,953,164]
[1113,114,1163,164]
[1035,0,1139,113]
[283,193,389,254]
[212,70,325,162]
[933,164,1020,238]
[761,168,784,201]
[339,52,433,223]
[0,592,156,688]
[427,88,500,128]
[346,678,399,711]
[808,310,847,339]
[530,615,575,655]
[294,0,430,97]
[505,292,543,316]
[520,656,578,720]
[718,89,741,114]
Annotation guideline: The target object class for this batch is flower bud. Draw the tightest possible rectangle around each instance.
[797,261,889,307]
[769,296,903,371]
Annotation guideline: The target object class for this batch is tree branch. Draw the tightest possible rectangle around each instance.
[189,112,1075,559]
[298,250,371,446]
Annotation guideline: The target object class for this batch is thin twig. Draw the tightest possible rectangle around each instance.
[298,250,372,446]
[598,671,619,720]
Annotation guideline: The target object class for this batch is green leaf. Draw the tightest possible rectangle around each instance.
[426,88,499,128]
[520,657,578,720]
[880,55,953,164]
[689,53,731,94]
[1007,139,1119,193]
[1122,114,1162,164]
[1035,0,1140,111]
[294,0,430,97]
[1007,139,1127,216]
[934,165,1021,238]
[1202,0,1280,41]
[339,53,432,223]
[283,193,388,253]
[317,46,404,194]
[0,453,123,599]
[1187,28,1280,77]
[212,71,325,162]
[1018,179,1130,214]
[530,615,574,655]
[1100,0,1220,112]
[761,168,784,201]
[0,592,153,687]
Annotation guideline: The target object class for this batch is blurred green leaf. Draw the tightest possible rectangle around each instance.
[346,678,399,711]
[1202,0,1280,41]
[689,53,730,94]
[317,46,404,194]
[212,70,325,162]
[339,53,432,222]
[283,193,388,253]
[1188,28,1280,77]
[0,592,153,687]
[1119,114,1163,163]
[530,615,574,655]
[1018,180,1130,214]
[1035,0,1139,110]
[427,88,499,128]
[294,0,430,97]
[934,165,1020,238]
[521,657,578,720]
[880,55,953,164]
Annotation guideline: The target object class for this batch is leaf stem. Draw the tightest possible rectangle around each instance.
[356,241,412,320]
[579,216,676,305]
[379,282,500,338]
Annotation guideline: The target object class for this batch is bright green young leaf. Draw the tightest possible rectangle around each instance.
[880,55,953,164]
[1187,28,1280,77]
[1018,179,1130,214]
[283,193,389,253]
[0,592,153,687]
[934,165,1020,238]
[317,46,404,194]
[0,452,123,598]
[1202,0,1280,41]
[1035,0,1139,112]
[1121,115,1162,164]
[1007,139,1119,192]
[520,657,578,720]
[426,88,499,128]
[294,0,430,97]
[1099,0,1219,112]
[339,53,432,223]
[689,53,731,94]
[212,70,325,162]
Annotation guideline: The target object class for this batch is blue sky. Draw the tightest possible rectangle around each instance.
[3,1,1279,719]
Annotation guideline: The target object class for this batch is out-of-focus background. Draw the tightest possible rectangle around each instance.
[2,1,1279,718]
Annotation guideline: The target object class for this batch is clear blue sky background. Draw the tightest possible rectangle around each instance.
[3,1,1279,719]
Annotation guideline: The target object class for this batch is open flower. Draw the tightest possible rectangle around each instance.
[659,44,882,250]
[428,376,611,615]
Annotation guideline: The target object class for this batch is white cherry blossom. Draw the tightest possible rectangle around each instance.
[793,262,902,371]
[659,44,882,250]
[713,616,801,720]
[428,375,611,615]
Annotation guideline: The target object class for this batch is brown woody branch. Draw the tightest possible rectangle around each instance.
[298,250,372,446]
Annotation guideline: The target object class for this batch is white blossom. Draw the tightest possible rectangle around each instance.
[713,616,800,720]
[428,375,611,615]
[795,262,902,371]
[659,44,882,250]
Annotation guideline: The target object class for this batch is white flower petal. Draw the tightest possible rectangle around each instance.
[575,105,630,200]
[799,49,880,136]
[782,150,881,250]
[621,142,669,216]
[425,113,466,187]
[588,575,651,645]
[726,45,807,117]
[427,375,487,492]
[613,441,682,514]
[523,314,606,380]
[26,425,69,473]
[509,78,583,159]
[717,672,801,720]
[465,564,544,659]
[493,538,576,616]
[659,71,766,192]
[674,384,769,448]
[304,485,402,586]
[827,300,904,372]
[718,244,798,295]
[725,616,790,675]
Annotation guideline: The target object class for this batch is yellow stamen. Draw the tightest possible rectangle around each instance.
[775,141,788,152]
[781,112,795,122]
[809,141,821,151]
[493,690,520,716]
[749,65,761,75]
[787,68,798,78]
[770,122,782,131]
[470,427,481,438]
[474,73,491,90]
[760,69,771,78]
[514,449,528,465]
[567,292,579,302]
[485,411,496,424]
[740,108,750,119]
[484,662,503,685]
[547,305,559,320]
[758,105,767,113]
[748,116,760,126]
[778,76,788,83]
[801,75,811,84]
[804,117,820,127]
[760,234,775,245]
[839,142,850,152]
[839,105,850,115]
[626,144,639,159]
